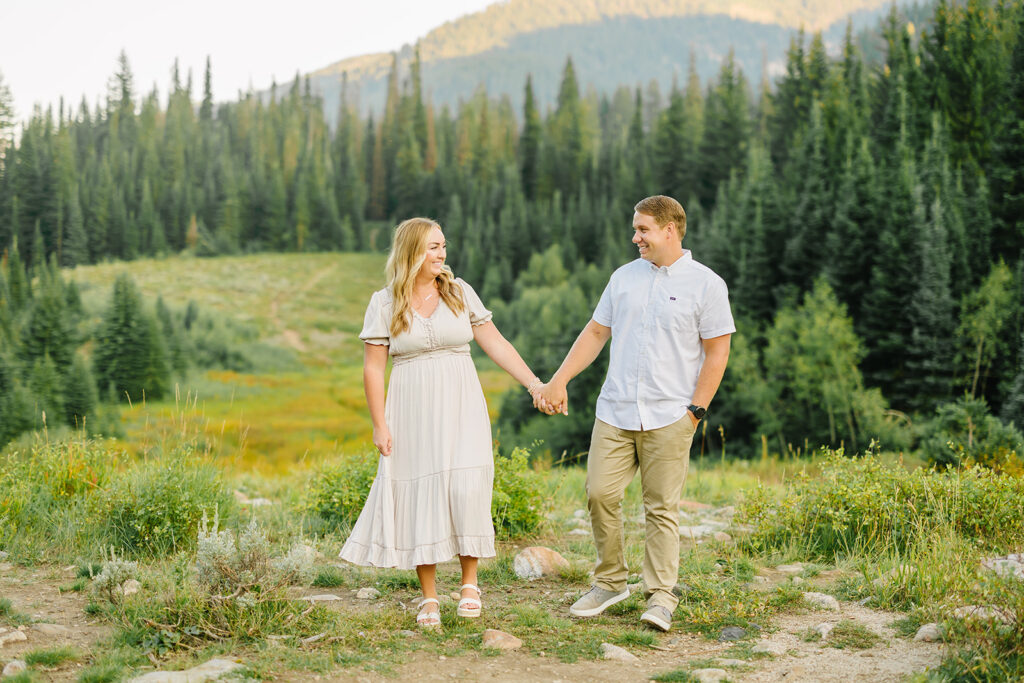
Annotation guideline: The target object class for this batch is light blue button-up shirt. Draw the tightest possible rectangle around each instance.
[592,252,735,431]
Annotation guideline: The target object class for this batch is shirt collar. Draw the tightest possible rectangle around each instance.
[649,249,692,275]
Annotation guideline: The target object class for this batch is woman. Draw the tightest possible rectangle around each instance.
[339,217,543,628]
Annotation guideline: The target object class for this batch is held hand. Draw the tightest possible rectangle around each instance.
[537,381,569,416]
[373,425,393,457]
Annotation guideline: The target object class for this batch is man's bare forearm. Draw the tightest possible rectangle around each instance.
[690,334,731,409]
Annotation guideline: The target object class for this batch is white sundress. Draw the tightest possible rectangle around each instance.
[338,278,496,570]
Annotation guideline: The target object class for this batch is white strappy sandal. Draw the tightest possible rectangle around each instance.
[457,583,482,618]
[416,597,441,628]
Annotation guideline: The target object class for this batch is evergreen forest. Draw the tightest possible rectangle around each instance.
[0,0,1022,460]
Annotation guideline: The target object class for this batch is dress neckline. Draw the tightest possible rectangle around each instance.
[412,298,443,320]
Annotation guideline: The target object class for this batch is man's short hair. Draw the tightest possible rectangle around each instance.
[634,195,687,240]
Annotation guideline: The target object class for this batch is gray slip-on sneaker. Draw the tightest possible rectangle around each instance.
[569,586,631,617]
[640,604,673,632]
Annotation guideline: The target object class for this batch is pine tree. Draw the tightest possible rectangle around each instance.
[93,273,170,402]
[698,50,750,206]
[63,352,98,428]
[520,75,542,201]
[62,183,88,266]
[19,263,76,372]
[28,353,65,430]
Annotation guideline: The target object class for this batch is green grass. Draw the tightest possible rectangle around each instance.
[0,597,30,626]
[827,620,883,649]
[24,646,82,666]
[311,566,347,587]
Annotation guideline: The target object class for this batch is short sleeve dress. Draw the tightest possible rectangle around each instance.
[338,277,496,569]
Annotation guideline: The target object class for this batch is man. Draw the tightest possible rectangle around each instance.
[537,195,733,632]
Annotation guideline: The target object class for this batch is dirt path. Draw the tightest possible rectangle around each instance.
[0,564,113,680]
[0,560,946,682]
[268,264,338,357]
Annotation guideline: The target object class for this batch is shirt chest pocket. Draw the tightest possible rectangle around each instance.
[656,295,699,332]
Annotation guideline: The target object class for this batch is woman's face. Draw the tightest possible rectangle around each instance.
[419,226,447,279]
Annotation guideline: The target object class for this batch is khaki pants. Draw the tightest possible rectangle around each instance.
[586,416,696,611]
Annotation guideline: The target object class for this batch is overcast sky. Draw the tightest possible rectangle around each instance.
[0,0,496,124]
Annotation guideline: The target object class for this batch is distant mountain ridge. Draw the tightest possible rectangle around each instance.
[283,0,917,120]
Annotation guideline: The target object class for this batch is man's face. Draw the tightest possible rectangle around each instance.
[632,211,676,265]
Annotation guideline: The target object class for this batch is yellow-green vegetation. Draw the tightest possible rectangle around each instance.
[64,253,516,473]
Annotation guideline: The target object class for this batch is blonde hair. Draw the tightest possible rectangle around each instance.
[385,217,465,337]
[634,195,687,240]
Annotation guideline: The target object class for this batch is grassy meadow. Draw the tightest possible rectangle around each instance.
[66,252,516,473]
[0,253,1021,682]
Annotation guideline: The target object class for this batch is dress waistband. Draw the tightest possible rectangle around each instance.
[391,345,472,366]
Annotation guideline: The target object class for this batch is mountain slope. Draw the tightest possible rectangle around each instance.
[283,0,919,119]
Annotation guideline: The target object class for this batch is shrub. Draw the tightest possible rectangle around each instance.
[492,446,546,539]
[96,446,230,556]
[305,445,547,539]
[0,439,113,549]
[920,396,1023,473]
[739,448,1024,558]
[302,450,380,529]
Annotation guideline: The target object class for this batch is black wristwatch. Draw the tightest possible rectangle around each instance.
[687,404,706,420]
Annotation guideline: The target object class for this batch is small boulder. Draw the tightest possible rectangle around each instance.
[356,587,381,600]
[0,629,28,647]
[815,622,834,639]
[513,547,570,580]
[775,563,803,574]
[573,509,587,519]
[716,659,749,667]
[751,640,787,656]
[713,532,732,543]
[600,642,639,662]
[803,592,840,611]
[718,626,746,642]
[2,660,27,677]
[679,525,716,540]
[951,605,1014,624]
[0,551,8,560]
[304,594,342,603]
[914,623,943,642]
[482,629,523,650]
[981,554,1024,581]
[129,658,244,682]
[32,623,69,636]
[691,669,729,683]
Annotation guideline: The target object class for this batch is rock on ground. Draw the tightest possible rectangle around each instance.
[513,547,570,580]
[356,587,381,600]
[982,554,1024,580]
[776,563,804,574]
[3,660,27,676]
[600,642,639,662]
[803,592,840,610]
[304,594,342,603]
[951,605,1015,624]
[914,623,943,642]
[31,623,69,636]
[129,658,244,683]
[752,640,788,656]
[482,629,523,650]
[718,626,746,641]
[691,669,729,683]
[816,622,835,639]
[0,628,28,647]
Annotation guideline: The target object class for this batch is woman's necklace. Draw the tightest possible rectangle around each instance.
[412,286,437,309]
